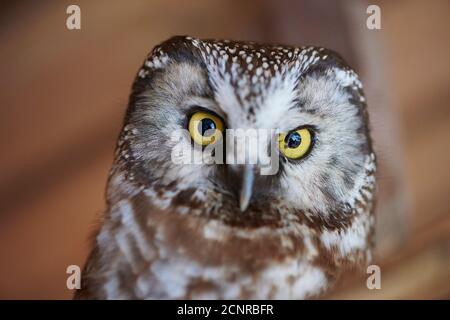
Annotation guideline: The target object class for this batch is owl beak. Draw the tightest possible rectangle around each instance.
[239,164,255,212]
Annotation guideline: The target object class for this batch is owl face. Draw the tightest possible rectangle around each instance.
[78,36,377,300]
[115,36,374,223]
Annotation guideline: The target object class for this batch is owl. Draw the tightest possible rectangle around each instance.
[75,36,376,299]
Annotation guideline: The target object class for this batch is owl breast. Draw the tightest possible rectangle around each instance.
[78,180,373,299]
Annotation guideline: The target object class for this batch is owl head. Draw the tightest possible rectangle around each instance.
[110,36,375,226]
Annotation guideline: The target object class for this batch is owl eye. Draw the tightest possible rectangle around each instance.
[278,128,313,159]
[188,111,224,146]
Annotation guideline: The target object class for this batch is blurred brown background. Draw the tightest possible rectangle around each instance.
[0,0,449,299]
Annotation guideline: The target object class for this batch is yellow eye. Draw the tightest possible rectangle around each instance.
[188,111,224,146]
[278,128,313,159]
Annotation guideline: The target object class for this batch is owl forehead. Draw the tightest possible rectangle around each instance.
[196,39,311,122]
[137,36,358,128]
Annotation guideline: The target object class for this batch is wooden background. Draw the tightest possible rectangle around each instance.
[0,0,449,299]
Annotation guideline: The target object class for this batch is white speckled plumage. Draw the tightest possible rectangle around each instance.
[76,36,376,300]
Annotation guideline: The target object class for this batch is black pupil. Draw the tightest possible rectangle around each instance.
[285,132,301,148]
[198,118,216,136]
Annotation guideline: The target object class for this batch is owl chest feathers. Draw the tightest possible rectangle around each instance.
[81,185,373,299]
